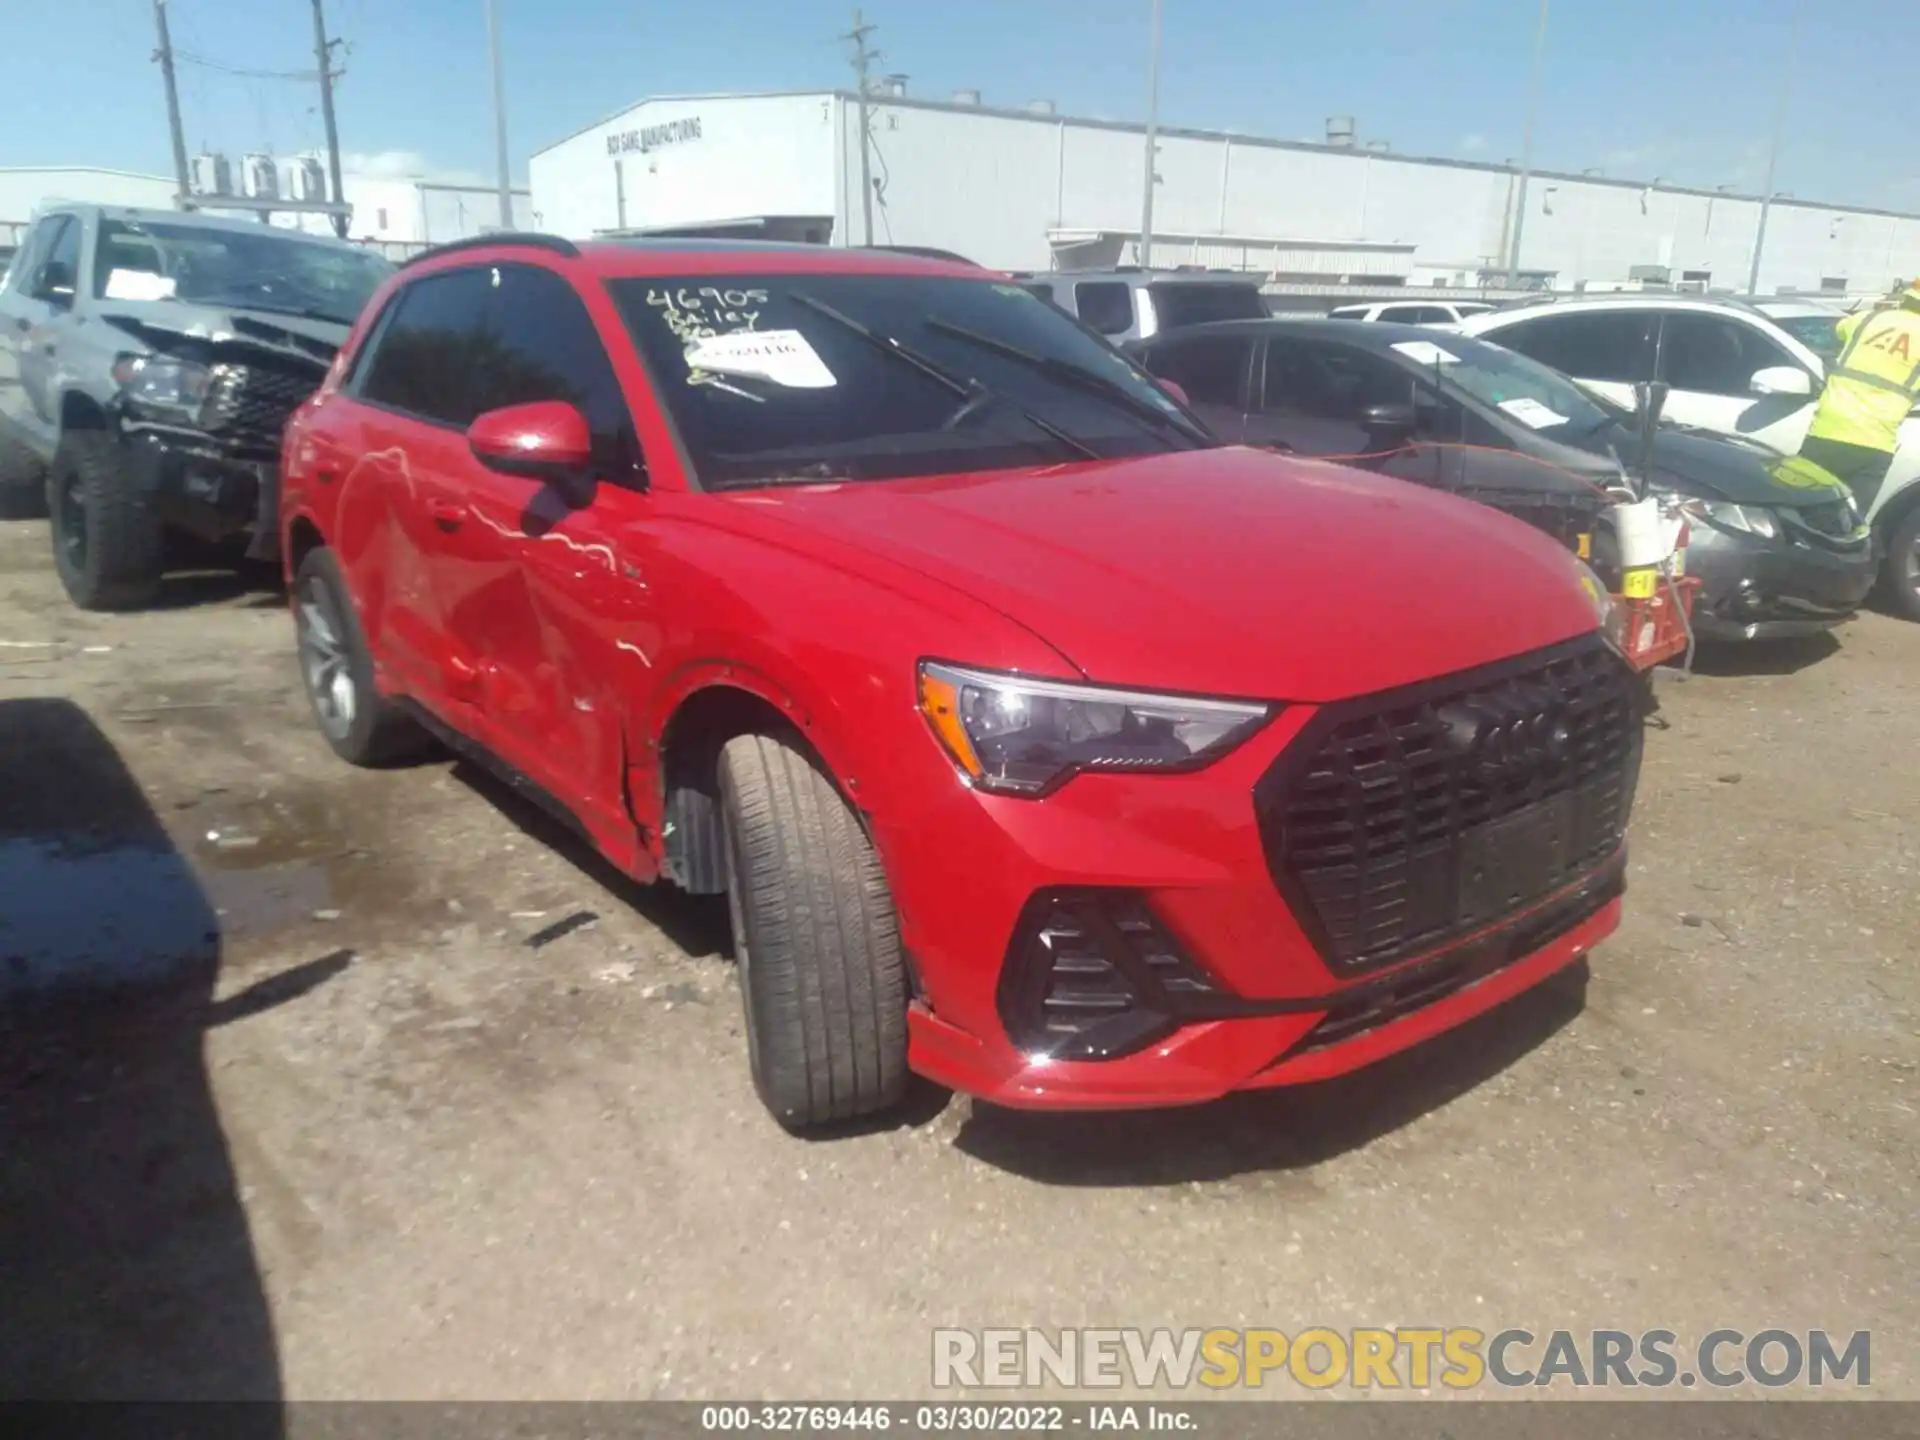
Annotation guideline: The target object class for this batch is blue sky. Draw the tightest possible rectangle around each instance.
[3,0,1912,211]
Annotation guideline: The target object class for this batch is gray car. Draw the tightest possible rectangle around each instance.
[0,204,391,608]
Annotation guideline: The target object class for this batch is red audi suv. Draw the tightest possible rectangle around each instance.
[279,235,1639,1129]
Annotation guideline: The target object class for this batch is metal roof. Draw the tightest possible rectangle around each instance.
[531,89,1920,224]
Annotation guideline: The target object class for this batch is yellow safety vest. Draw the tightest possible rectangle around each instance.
[1805,304,1920,453]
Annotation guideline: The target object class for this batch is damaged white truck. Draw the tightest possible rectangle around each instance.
[0,205,391,609]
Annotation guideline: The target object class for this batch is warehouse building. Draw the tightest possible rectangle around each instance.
[529,89,1920,299]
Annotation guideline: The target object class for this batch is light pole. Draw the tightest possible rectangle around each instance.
[1504,0,1549,286]
[1139,0,1162,267]
[1746,3,1802,296]
[485,0,513,230]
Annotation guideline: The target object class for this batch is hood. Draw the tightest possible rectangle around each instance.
[1640,425,1837,507]
[726,447,1602,703]
[1526,421,1834,508]
[100,300,346,369]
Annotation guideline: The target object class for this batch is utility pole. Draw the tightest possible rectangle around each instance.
[843,9,878,246]
[1139,0,1163,267]
[1504,0,1549,286]
[485,0,514,230]
[1746,3,1802,296]
[151,0,193,208]
[310,0,348,237]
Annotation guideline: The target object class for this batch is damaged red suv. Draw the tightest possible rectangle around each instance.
[280,237,1640,1129]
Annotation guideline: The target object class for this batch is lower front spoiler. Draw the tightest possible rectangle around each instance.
[907,886,1621,1112]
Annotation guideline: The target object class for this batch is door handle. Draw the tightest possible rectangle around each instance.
[427,500,465,532]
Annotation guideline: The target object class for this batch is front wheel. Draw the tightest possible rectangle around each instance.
[719,732,909,1130]
[1878,505,1920,623]
[48,430,163,610]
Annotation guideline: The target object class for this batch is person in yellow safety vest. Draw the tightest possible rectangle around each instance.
[1796,280,1920,512]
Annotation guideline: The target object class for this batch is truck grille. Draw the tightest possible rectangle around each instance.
[1253,635,1641,976]
[202,363,322,453]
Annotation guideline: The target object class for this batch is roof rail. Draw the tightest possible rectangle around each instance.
[399,231,580,269]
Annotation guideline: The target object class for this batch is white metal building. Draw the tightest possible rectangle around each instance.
[529,89,1920,297]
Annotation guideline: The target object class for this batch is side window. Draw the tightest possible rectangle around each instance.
[1383,305,1447,325]
[1494,312,1657,384]
[1140,337,1249,408]
[354,266,492,426]
[5,219,58,295]
[1074,281,1135,336]
[28,217,80,306]
[1263,340,1412,418]
[1659,313,1796,396]
[484,265,640,478]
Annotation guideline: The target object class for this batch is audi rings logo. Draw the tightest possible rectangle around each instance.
[1438,689,1572,784]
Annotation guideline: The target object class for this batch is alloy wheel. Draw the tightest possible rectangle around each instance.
[297,577,357,741]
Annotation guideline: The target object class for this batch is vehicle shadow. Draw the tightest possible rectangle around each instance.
[447,758,732,959]
[0,696,298,1414]
[1679,631,1840,677]
[150,560,284,612]
[953,959,1589,1187]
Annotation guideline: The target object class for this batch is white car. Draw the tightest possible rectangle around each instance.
[1753,300,1849,365]
[1458,295,1920,618]
[1327,299,1495,326]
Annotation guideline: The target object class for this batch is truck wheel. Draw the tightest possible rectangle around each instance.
[0,431,47,519]
[1878,505,1920,623]
[293,546,432,767]
[47,430,163,610]
[719,732,909,1129]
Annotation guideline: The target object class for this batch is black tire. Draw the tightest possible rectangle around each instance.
[719,732,909,1129]
[292,546,432,767]
[0,430,47,519]
[47,429,164,609]
[1877,504,1920,623]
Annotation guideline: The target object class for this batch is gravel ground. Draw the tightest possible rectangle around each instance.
[0,516,1914,1403]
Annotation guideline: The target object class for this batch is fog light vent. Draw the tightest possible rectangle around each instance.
[997,891,1216,1061]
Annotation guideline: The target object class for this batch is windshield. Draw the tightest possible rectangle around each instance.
[1769,311,1843,362]
[92,219,393,327]
[1401,332,1620,453]
[1148,281,1268,329]
[609,272,1214,488]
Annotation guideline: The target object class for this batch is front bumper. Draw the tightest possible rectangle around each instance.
[127,430,281,561]
[1684,521,1875,641]
[879,636,1637,1111]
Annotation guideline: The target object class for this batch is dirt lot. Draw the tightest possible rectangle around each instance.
[0,513,1915,1403]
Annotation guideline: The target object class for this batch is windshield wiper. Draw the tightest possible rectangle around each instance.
[790,293,1096,461]
[922,317,1211,446]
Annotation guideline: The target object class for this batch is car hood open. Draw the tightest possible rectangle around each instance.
[99,300,348,370]
[728,446,1603,703]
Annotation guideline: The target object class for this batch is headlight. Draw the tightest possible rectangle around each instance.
[111,354,217,421]
[1571,558,1626,654]
[916,661,1272,796]
[1678,496,1778,539]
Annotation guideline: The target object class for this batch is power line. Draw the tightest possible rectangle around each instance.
[175,50,322,82]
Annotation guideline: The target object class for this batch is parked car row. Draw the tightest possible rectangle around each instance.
[2,226,1645,1134]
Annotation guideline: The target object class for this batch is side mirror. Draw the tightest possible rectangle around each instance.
[467,401,592,479]
[1749,365,1814,398]
[1361,401,1418,437]
[1157,377,1191,407]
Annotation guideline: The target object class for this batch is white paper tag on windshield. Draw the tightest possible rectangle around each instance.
[1390,340,1459,366]
[684,329,836,389]
[103,268,177,302]
[1497,397,1570,429]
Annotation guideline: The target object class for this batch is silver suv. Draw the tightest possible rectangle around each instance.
[1015,268,1268,344]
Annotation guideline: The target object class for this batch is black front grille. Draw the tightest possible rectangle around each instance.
[1254,636,1641,976]
[202,363,323,452]
[1782,500,1862,545]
